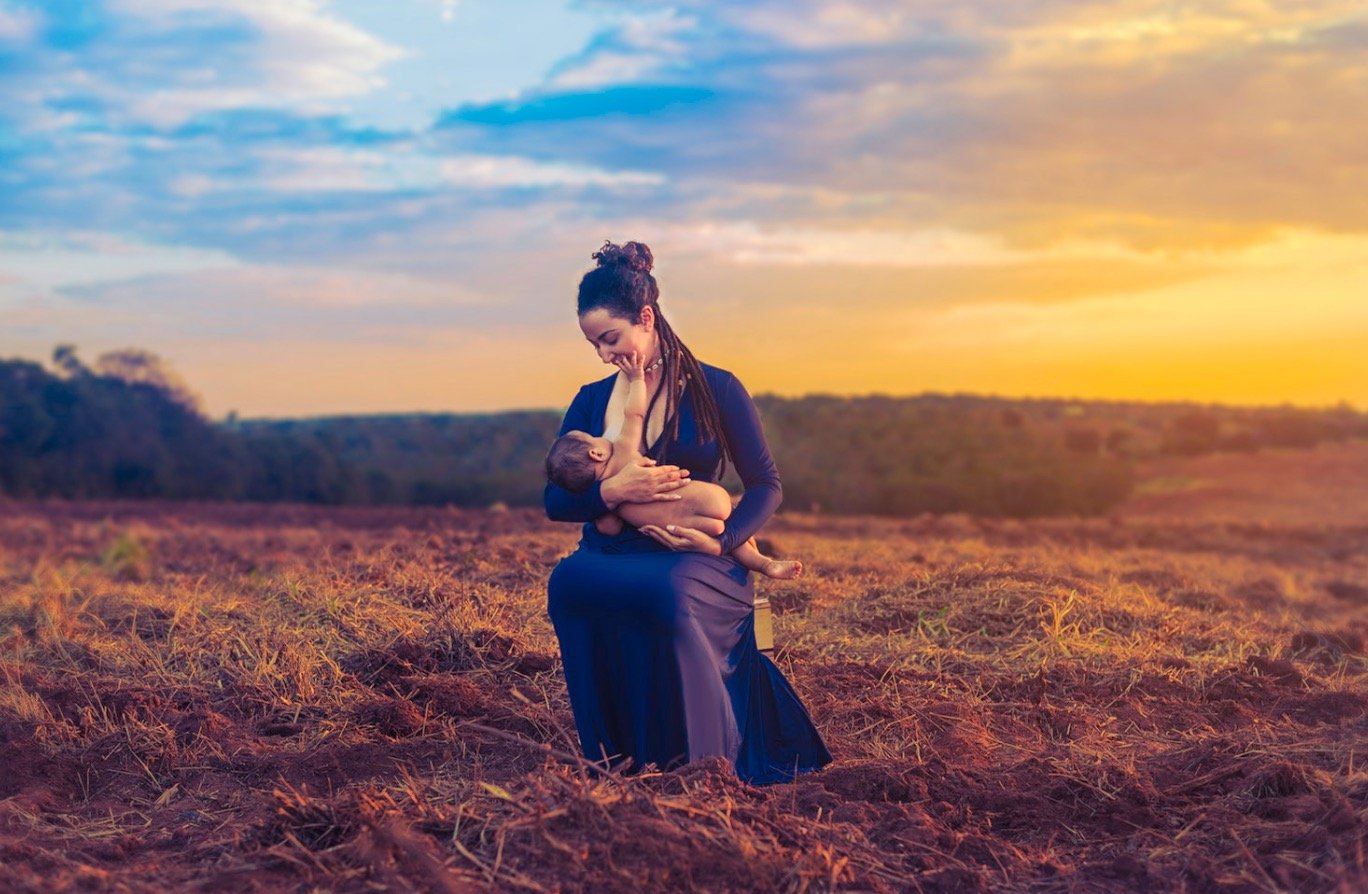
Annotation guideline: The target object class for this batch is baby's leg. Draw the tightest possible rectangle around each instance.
[733,537,804,580]
[616,480,732,536]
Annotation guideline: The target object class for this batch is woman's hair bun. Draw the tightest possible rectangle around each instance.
[592,240,653,274]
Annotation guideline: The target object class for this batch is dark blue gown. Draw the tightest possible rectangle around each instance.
[545,362,832,784]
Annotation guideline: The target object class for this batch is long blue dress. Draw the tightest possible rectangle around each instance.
[545,362,832,785]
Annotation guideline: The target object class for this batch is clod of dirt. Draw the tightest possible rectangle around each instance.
[1172,587,1234,612]
[346,628,538,686]
[173,708,235,746]
[1119,568,1185,592]
[1323,580,1368,603]
[355,698,427,738]
[513,652,556,675]
[1275,691,1368,726]
[1233,577,1287,609]
[257,784,360,854]
[818,762,927,803]
[1288,630,1365,660]
[1245,760,1325,799]
[665,754,745,791]
[1244,655,1303,686]
[398,674,488,718]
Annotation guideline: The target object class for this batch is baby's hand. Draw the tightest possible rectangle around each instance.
[615,350,646,380]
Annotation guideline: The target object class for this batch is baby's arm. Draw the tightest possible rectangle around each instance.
[608,351,648,475]
[595,351,649,533]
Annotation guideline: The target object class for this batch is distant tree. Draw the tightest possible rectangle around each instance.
[7,347,1363,514]
[1063,424,1102,455]
[52,344,88,378]
[1218,428,1260,452]
[1105,427,1134,457]
[1259,410,1324,449]
[94,348,204,416]
[1163,411,1220,456]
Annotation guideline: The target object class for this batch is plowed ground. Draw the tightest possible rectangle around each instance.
[2,442,1366,892]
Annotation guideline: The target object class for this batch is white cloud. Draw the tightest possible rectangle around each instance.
[0,258,492,362]
[440,154,664,189]
[0,5,41,42]
[162,145,664,195]
[726,3,914,48]
[546,8,695,89]
[1007,1,1367,65]
[257,146,441,193]
[0,232,242,294]
[663,221,1152,267]
[84,0,406,125]
[147,263,485,309]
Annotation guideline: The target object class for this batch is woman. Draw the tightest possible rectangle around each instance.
[545,240,831,784]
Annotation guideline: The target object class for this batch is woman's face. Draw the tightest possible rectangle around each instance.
[579,306,657,367]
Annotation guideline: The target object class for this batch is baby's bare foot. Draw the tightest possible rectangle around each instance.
[762,559,803,580]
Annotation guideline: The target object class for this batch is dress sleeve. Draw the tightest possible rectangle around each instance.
[716,371,783,554]
[543,385,611,523]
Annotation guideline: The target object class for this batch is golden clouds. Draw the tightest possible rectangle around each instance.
[951,3,1368,248]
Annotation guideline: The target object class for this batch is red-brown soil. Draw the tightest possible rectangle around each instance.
[1119,438,1368,525]
[0,442,1365,891]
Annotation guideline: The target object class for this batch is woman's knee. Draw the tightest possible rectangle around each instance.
[633,568,698,629]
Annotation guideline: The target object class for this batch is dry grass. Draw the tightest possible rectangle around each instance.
[1,444,1366,891]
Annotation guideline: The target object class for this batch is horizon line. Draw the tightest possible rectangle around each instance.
[225,389,1366,424]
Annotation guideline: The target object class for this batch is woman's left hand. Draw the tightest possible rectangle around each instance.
[639,524,723,555]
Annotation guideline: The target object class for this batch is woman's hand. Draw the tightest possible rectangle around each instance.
[600,456,690,509]
[639,524,724,556]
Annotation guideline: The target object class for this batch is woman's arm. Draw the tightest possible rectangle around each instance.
[543,384,691,523]
[714,371,782,554]
[638,371,781,555]
[544,385,611,523]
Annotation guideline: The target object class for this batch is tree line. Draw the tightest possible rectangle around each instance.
[3,347,1364,518]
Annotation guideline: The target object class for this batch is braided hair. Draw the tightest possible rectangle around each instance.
[576,240,730,478]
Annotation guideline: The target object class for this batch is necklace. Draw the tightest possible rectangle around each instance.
[644,352,666,374]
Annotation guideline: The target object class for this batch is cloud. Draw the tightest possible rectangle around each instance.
[440,154,663,189]
[17,263,490,343]
[437,0,1368,250]
[6,0,404,130]
[0,5,41,42]
[0,231,241,292]
[660,221,1162,267]
[722,3,925,49]
[545,8,696,89]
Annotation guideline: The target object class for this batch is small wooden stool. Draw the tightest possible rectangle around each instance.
[754,595,774,653]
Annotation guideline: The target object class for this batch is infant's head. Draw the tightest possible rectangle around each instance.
[545,431,614,493]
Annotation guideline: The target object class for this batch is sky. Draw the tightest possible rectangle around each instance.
[1,0,1365,419]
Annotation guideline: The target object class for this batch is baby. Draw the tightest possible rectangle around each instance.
[545,351,802,580]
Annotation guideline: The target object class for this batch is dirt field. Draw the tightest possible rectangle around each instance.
[2,441,1366,891]
[1119,439,1368,526]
